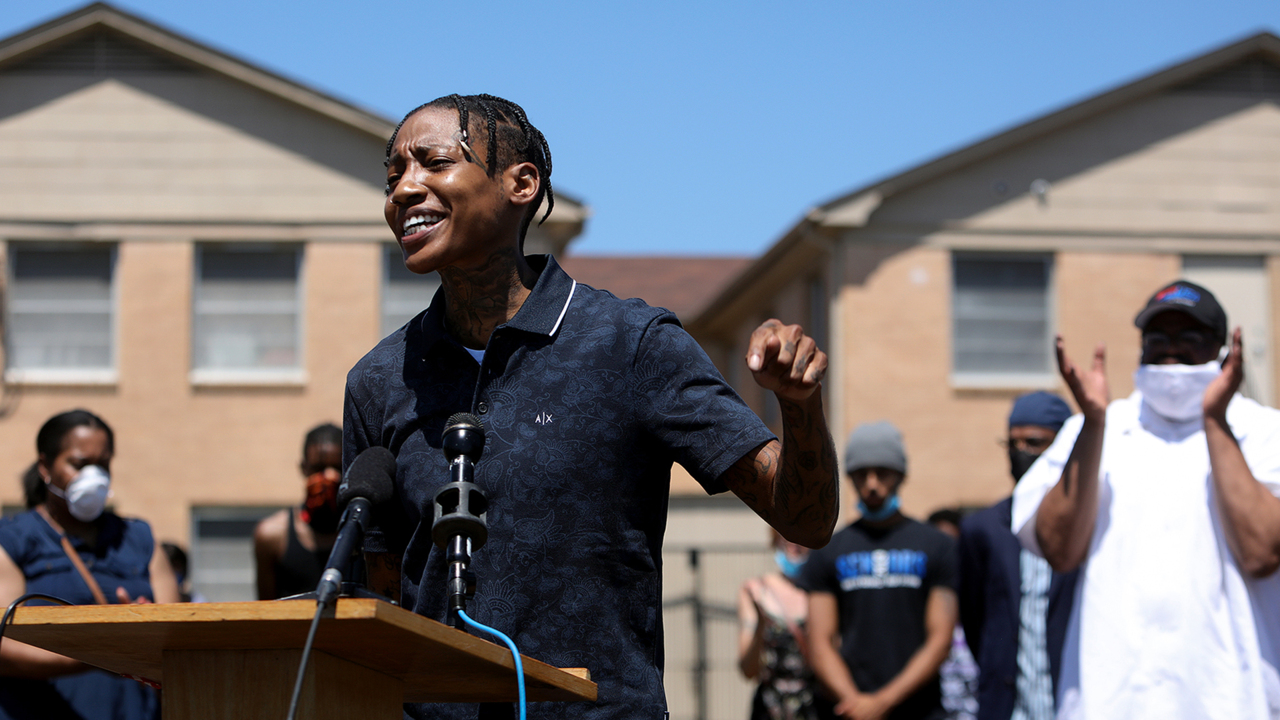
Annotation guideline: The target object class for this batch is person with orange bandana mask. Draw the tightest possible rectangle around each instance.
[253,423,343,600]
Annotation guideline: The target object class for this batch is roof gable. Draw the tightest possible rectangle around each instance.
[0,3,588,238]
[694,32,1280,330]
[0,78,385,223]
[869,89,1280,235]
[5,25,193,76]
[815,32,1280,227]
[1172,54,1280,95]
[0,3,390,137]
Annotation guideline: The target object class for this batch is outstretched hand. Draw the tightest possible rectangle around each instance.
[1204,327,1243,420]
[746,319,827,402]
[116,586,152,605]
[1056,335,1109,422]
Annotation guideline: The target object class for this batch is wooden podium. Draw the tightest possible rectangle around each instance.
[6,598,597,719]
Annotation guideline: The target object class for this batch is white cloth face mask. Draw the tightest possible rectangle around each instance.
[47,465,111,522]
[1133,361,1221,422]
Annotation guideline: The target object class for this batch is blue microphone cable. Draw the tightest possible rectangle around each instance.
[457,609,526,720]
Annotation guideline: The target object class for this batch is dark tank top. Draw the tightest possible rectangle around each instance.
[273,510,328,598]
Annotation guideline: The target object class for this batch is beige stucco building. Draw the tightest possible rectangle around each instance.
[689,32,1280,524]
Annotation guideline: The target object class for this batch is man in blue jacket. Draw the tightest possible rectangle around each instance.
[958,392,1078,720]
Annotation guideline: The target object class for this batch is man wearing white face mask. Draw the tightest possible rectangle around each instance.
[1011,280,1280,720]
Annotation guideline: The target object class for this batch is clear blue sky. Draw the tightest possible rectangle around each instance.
[4,1,1280,256]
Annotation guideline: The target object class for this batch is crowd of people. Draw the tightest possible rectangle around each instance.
[736,280,1280,720]
[0,89,1276,720]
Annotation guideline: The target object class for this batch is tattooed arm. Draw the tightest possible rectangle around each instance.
[722,319,839,549]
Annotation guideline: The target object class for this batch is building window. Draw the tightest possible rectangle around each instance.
[382,244,440,337]
[952,253,1053,385]
[6,243,115,381]
[189,506,275,602]
[193,244,301,381]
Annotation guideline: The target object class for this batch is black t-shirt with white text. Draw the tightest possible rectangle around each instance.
[798,517,957,720]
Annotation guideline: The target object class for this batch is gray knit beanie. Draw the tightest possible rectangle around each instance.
[843,421,907,475]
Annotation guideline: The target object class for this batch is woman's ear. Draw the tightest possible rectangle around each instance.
[36,455,51,483]
[505,161,541,208]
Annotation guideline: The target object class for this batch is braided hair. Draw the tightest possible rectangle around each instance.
[385,94,554,243]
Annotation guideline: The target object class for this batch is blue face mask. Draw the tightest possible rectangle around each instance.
[774,549,806,579]
[857,494,901,522]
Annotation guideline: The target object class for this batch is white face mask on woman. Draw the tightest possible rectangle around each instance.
[47,465,111,522]
[1133,361,1221,422]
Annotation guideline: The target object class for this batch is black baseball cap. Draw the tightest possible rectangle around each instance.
[1133,280,1227,343]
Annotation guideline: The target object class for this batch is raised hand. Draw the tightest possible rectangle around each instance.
[1056,335,1108,422]
[746,319,827,402]
[1204,327,1243,421]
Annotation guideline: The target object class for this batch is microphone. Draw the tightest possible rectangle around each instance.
[315,447,397,606]
[432,413,488,628]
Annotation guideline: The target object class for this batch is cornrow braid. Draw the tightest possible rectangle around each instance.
[476,93,554,216]
[475,96,500,180]
[449,94,469,143]
[384,94,555,239]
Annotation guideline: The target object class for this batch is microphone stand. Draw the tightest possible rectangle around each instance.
[432,414,488,629]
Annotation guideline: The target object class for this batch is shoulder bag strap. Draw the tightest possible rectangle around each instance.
[59,536,109,606]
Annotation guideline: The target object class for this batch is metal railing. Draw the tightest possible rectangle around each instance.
[663,544,772,720]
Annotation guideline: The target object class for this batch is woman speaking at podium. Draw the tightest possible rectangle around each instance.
[348,94,839,719]
[0,409,179,720]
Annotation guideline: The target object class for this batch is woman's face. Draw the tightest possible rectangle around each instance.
[40,426,111,493]
[383,107,518,276]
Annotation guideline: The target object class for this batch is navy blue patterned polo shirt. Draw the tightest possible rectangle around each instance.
[343,255,775,719]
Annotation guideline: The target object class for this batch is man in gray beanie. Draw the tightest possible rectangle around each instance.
[799,421,959,720]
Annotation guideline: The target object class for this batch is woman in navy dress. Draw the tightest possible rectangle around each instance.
[0,409,180,720]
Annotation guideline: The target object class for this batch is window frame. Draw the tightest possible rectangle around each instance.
[949,250,1057,389]
[189,505,278,602]
[190,242,305,386]
[4,240,118,386]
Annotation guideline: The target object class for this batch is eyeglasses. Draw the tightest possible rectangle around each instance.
[999,437,1054,452]
[1142,329,1216,355]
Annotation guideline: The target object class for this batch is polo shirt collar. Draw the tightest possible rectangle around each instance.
[417,254,577,350]
[503,254,578,336]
